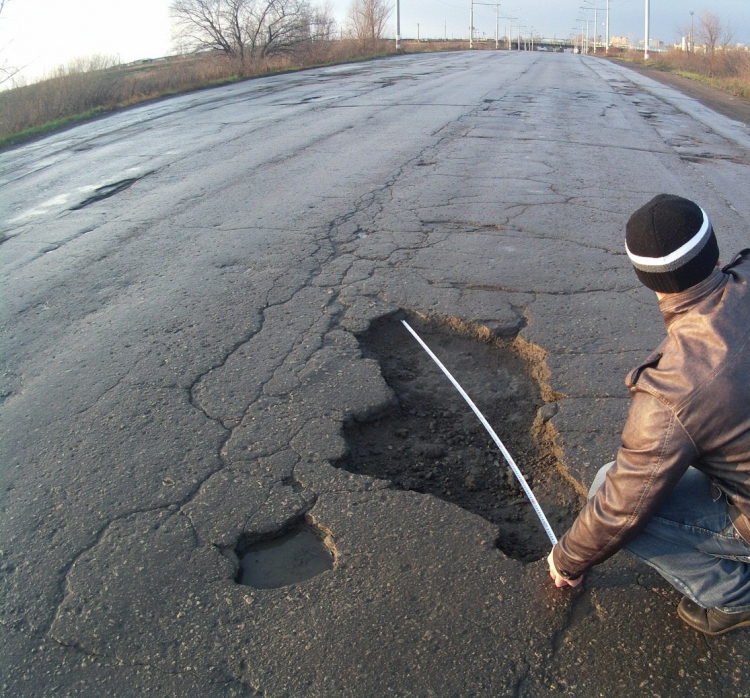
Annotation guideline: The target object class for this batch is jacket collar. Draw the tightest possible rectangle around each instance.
[658,267,727,329]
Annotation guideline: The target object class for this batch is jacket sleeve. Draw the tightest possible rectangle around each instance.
[552,389,699,580]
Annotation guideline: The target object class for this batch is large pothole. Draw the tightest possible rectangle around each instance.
[335,313,582,562]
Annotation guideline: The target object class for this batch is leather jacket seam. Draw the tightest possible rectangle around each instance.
[587,410,679,571]
[673,412,699,455]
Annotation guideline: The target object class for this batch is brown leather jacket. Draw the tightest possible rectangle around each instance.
[553,250,750,580]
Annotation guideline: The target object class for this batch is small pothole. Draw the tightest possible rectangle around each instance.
[235,522,334,588]
[334,313,582,562]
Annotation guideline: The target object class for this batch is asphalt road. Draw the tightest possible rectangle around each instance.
[2,51,750,697]
[613,60,750,129]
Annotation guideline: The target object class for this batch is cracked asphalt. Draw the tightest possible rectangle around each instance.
[2,51,750,696]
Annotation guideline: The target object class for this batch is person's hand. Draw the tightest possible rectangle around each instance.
[547,550,583,588]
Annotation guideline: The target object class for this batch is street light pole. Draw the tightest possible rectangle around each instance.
[644,0,650,60]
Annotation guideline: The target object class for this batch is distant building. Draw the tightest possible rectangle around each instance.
[609,36,665,52]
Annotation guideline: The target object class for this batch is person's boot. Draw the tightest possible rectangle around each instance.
[677,597,750,636]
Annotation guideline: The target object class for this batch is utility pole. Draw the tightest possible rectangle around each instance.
[473,3,502,49]
[644,0,650,60]
[396,0,401,49]
[500,15,516,50]
[593,7,597,52]
[580,7,589,52]
[585,19,589,53]
[470,0,474,48]
[495,5,499,49]
[605,0,610,53]
[417,23,420,41]
[579,8,588,51]
[581,5,606,54]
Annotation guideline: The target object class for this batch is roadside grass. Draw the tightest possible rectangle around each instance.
[0,108,107,148]
[610,48,750,100]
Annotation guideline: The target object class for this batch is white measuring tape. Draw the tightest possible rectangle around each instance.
[401,319,558,546]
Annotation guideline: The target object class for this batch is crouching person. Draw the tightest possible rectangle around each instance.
[548,194,750,636]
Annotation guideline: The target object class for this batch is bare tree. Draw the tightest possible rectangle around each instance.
[696,10,734,58]
[347,0,392,48]
[171,0,327,64]
[308,1,337,43]
[0,0,22,87]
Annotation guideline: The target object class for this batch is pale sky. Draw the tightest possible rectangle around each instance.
[2,0,748,84]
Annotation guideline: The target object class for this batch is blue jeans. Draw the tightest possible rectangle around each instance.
[590,464,750,613]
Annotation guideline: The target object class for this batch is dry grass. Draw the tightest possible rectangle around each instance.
[613,48,750,100]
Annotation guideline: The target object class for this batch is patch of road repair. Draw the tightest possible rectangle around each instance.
[335,312,582,562]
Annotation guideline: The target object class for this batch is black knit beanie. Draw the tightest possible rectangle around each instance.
[625,194,719,293]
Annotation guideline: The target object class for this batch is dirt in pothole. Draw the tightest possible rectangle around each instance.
[335,313,583,562]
